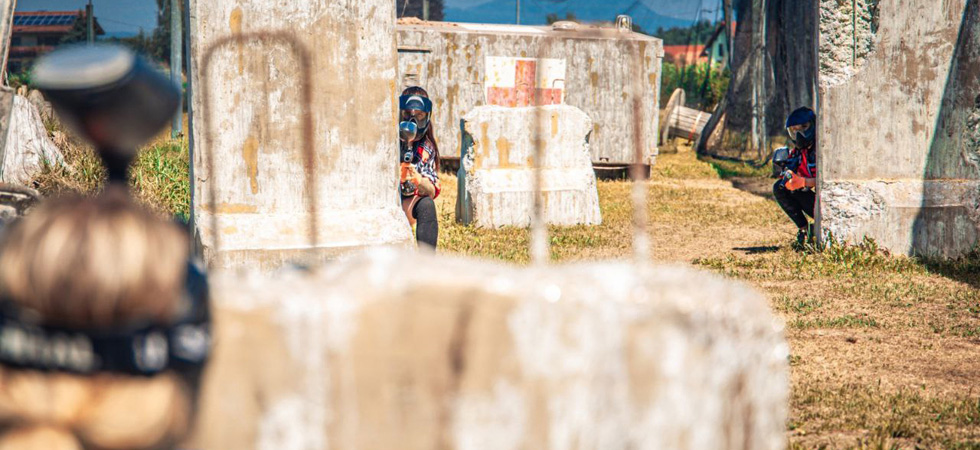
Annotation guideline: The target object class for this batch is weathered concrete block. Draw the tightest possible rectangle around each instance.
[189,249,789,450]
[396,21,662,166]
[0,91,63,185]
[188,0,413,272]
[819,0,980,257]
[457,105,601,228]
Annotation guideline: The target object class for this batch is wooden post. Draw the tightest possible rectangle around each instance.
[0,0,17,82]
[723,0,734,68]
[751,0,767,159]
[516,0,520,25]
[86,0,94,44]
[170,0,182,138]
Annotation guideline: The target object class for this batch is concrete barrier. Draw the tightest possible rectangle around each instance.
[0,90,63,185]
[456,105,601,228]
[188,249,789,450]
[396,21,663,166]
[187,0,413,272]
[818,0,980,257]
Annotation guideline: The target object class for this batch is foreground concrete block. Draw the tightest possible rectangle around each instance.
[188,0,413,272]
[0,90,63,185]
[189,249,789,450]
[819,0,980,257]
[457,105,601,228]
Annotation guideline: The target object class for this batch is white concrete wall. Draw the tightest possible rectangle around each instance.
[819,0,980,257]
[189,249,789,450]
[188,0,413,271]
[397,23,662,166]
[458,105,601,228]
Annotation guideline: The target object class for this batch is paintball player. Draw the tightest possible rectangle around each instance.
[398,86,441,249]
[0,190,209,450]
[773,106,818,246]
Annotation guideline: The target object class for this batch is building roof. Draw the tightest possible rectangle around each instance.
[13,10,105,35]
[703,21,737,50]
[663,44,707,65]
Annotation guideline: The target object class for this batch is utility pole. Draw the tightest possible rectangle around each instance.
[170,0,183,138]
[516,0,520,25]
[86,0,94,44]
[423,0,429,20]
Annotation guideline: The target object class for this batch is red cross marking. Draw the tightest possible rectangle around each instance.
[487,60,563,107]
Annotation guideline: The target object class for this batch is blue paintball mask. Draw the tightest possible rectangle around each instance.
[398,94,432,142]
[785,107,816,148]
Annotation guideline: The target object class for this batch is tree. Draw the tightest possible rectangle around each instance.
[652,20,716,46]
[397,0,445,21]
[59,10,88,44]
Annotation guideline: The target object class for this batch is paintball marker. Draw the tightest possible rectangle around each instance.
[772,146,790,179]
[32,45,181,184]
[398,121,418,197]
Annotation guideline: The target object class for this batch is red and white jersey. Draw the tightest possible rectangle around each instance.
[412,139,440,198]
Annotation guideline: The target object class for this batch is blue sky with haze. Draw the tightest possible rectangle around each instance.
[15,0,711,35]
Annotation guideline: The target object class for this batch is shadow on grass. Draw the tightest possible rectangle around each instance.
[733,245,781,255]
[728,177,776,200]
[920,250,980,290]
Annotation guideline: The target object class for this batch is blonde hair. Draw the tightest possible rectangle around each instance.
[0,187,194,450]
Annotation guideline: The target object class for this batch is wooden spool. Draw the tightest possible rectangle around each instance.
[659,88,712,144]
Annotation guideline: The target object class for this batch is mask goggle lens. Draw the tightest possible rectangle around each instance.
[787,122,811,137]
[400,109,429,126]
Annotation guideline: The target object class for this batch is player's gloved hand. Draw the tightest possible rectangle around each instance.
[400,180,418,197]
[784,171,806,191]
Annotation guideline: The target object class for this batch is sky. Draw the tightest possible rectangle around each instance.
[15,0,709,36]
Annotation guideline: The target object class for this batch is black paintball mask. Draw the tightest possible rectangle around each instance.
[0,262,211,382]
[785,107,816,149]
[398,94,432,143]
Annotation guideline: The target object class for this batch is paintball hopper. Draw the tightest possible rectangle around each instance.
[32,44,180,182]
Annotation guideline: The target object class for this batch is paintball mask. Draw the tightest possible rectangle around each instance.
[785,107,816,149]
[398,94,432,142]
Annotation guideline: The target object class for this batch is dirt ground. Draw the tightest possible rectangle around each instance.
[437,148,980,450]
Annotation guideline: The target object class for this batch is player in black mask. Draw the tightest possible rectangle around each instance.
[773,106,818,246]
[398,86,441,249]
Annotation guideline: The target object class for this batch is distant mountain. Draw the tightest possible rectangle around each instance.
[444,0,695,34]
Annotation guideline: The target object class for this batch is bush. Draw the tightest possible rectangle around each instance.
[660,62,729,111]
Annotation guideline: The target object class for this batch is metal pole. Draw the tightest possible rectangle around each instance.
[423,0,429,20]
[183,0,197,249]
[516,0,520,25]
[86,0,94,44]
[170,0,182,138]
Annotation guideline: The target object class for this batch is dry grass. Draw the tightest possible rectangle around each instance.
[32,134,980,449]
[32,132,190,220]
[439,147,979,449]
